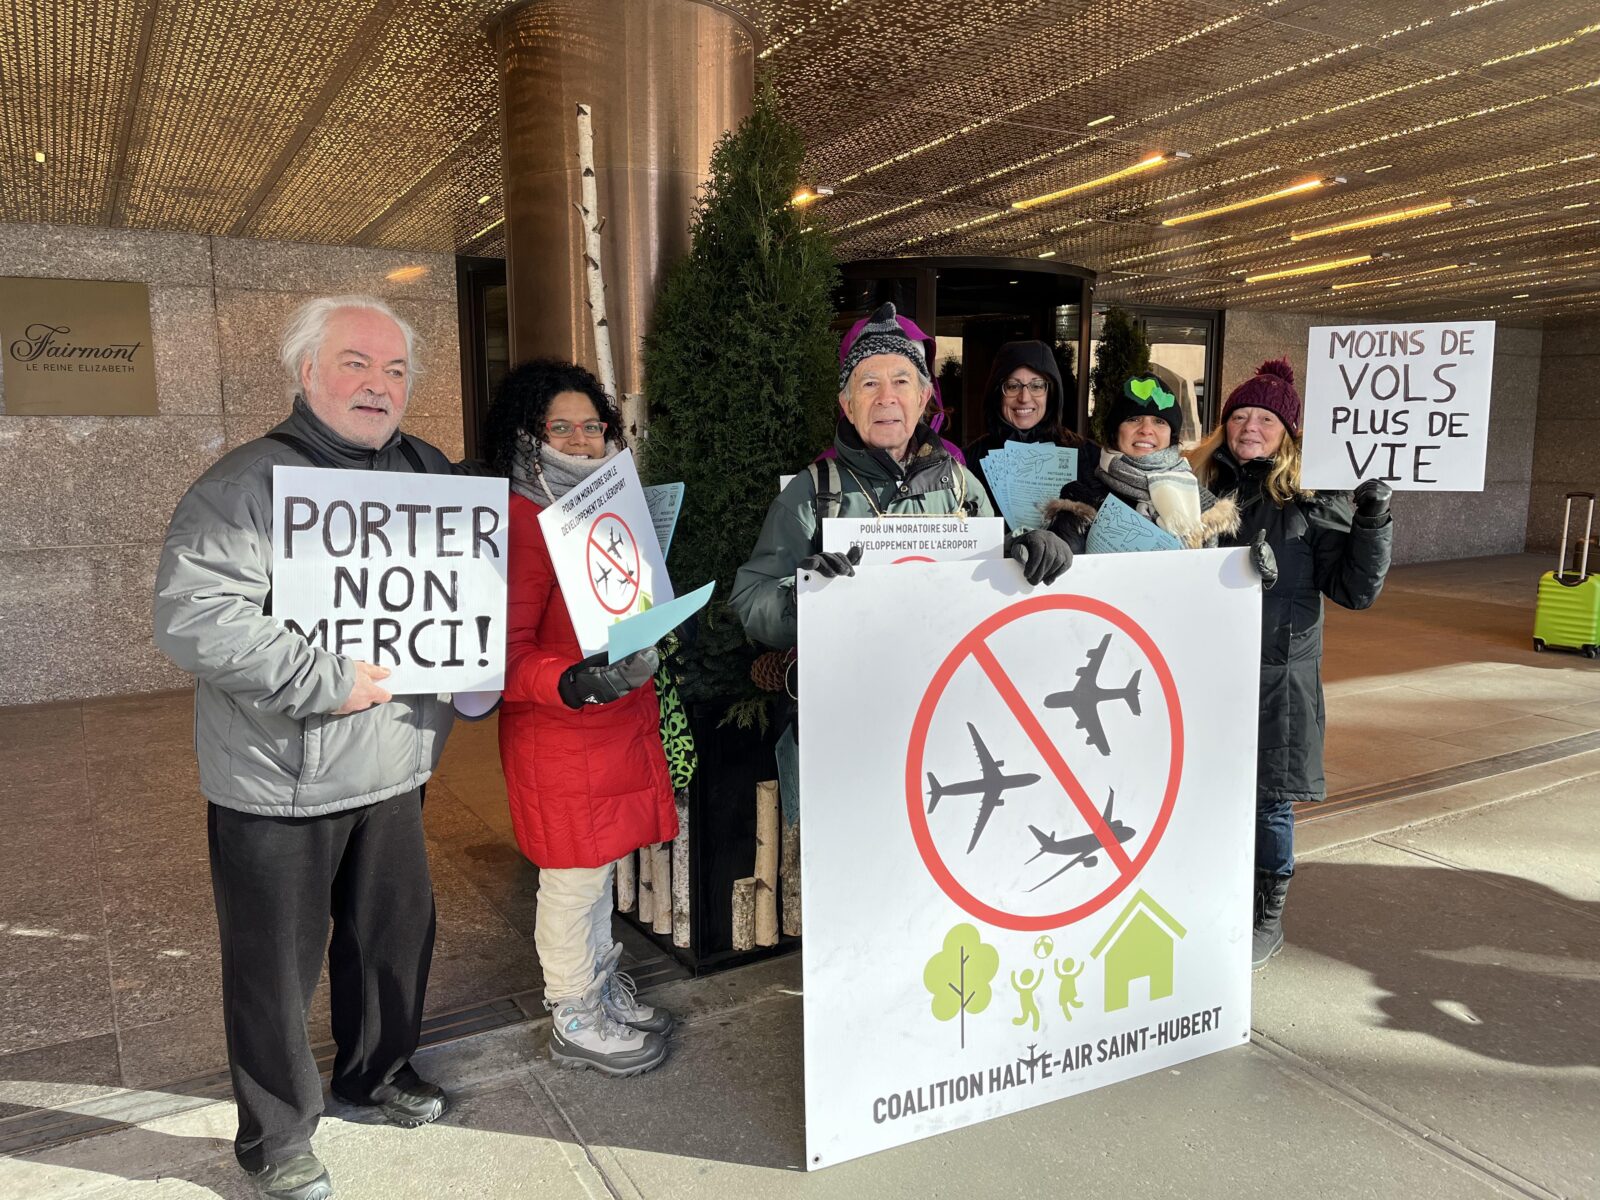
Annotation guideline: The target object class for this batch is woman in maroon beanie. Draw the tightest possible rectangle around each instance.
[1190,359,1394,970]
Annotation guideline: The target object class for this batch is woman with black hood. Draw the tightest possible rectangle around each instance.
[963,340,1090,524]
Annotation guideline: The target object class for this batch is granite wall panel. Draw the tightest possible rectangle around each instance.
[1221,310,1542,565]
[1528,317,1600,555]
[0,222,465,706]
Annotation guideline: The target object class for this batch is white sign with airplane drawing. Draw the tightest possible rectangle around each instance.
[798,551,1261,1167]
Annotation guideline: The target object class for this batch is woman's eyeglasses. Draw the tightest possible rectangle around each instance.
[1001,379,1050,397]
[544,419,608,438]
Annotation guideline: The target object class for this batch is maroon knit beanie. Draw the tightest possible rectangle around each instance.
[1221,358,1302,435]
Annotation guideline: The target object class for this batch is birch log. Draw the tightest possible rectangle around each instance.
[650,843,673,935]
[780,819,802,937]
[637,841,655,926]
[616,850,636,913]
[731,877,757,951]
[671,790,691,948]
[754,780,780,946]
[574,103,616,399]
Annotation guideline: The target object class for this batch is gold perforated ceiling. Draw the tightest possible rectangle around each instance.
[3,0,1597,317]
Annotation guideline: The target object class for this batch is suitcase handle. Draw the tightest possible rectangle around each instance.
[1558,493,1595,579]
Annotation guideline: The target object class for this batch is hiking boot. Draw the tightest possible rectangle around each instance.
[546,975,669,1077]
[1251,873,1290,971]
[249,1152,333,1200]
[332,1074,448,1128]
[596,941,675,1036]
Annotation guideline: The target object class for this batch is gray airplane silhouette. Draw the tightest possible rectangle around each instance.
[1042,633,1141,756]
[926,723,1041,854]
[1024,789,1137,891]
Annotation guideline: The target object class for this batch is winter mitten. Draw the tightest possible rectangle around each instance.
[798,544,863,579]
[1006,528,1073,586]
[558,648,660,709]
[1353,478,1393,522]
[1249,531,1279,591]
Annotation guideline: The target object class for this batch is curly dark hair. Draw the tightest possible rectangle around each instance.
[483,357,627,478]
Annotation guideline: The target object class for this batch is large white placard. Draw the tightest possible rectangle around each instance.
[798,552,1260,1168]
[1301,320,1495,491]
[822,516,1004,565]
[271,466,509,695]
[536,448,674,656]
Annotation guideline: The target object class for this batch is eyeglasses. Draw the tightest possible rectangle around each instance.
[544,419,608,438]
[1001,379,1050,397]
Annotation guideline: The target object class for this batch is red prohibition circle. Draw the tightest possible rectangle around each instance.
[892,555,937,564]
[586,512,641,615]
[904,593,1184,932]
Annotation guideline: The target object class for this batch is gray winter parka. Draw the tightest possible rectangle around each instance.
[731,420,993,650]
[153,398,456,817]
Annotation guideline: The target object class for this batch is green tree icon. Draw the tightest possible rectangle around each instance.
[924,924,1001,1049]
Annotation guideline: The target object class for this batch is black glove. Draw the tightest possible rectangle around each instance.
[1006,528,1073,586]
[798,543,863,579]
[558,647,660,709]
[1249,530,1279,591]
[1354,478,1392,521]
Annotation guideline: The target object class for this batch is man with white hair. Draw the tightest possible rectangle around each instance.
[154,296,455,1200]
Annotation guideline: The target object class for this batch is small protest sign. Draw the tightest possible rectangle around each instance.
[642,482,684,557]
[537,449,674,656]
[1301,321,1495,491]
[1085,495,1184,555]
[270,467,509,695]
[822,516,1005,565]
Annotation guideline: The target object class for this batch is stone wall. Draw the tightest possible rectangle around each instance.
[0,223,463,706]
[1527,317,1600,559]
[1220,310,1542,565]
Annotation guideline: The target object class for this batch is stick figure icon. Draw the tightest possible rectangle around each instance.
[1054,957,1086,1020]
[1010,967,1044,1031]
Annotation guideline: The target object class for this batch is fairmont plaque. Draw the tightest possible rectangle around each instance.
[0,277,158,415]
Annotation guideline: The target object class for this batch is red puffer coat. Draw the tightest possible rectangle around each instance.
[499,492,677,869]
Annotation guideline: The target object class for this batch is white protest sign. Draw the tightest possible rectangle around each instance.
[798,552,1260,1168]
[271,467,509,695]
[822,516,1004,565]
[1301,321,1495,490]
[537,448,674,656]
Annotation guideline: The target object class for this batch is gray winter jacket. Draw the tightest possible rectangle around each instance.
[153,398,456,817]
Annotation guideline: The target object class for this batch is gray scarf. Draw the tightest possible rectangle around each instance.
[509,434,620,506]
[1096,447,1212,545]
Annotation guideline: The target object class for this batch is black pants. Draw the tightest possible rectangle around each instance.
[207,792,436,1172]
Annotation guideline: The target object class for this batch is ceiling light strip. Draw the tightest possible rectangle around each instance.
[1011,153,1181,211]
[1244,254,1374,284]
[1290,199,1455,240]
[1163,177,1334,226]
[1330,264,1463,291]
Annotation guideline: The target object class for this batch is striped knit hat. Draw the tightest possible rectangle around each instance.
[838,302,930,392]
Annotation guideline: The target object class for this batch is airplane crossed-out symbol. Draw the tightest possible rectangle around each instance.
[905,594,1185,932]
[586,513,641,615]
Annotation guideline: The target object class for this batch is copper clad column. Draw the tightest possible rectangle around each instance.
[493,1,755,435]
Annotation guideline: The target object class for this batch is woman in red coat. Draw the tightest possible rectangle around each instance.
[485,358,677,1077]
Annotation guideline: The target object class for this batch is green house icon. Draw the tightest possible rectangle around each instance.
[1090,890,1188,1012]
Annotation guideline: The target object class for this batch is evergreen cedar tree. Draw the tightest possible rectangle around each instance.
[1089,307,1151,445]
[643,77,839,711]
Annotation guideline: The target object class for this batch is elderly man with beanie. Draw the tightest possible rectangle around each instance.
[153,296,456,1200]
[1047,373,1239,553]
[965,339,1089,520]
[732,302,1073,649]
[1189,359,1393,970]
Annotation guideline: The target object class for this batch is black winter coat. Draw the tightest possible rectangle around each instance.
[963,340,1089,524]
[1209,447,1393,803]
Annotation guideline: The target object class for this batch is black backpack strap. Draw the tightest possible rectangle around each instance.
[398,435,426,473]
[808,458,842,552]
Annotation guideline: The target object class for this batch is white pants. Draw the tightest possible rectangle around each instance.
[534,861,616,1000]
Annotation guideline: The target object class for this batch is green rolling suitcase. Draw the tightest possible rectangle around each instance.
[1533,491,1599,658]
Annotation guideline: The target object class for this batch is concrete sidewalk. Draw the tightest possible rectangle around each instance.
[4,747,1596,1200]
